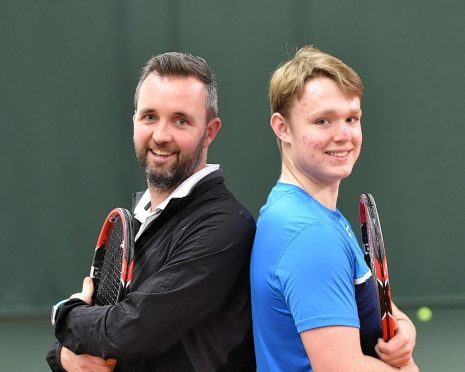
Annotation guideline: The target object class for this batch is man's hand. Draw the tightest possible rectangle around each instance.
[70,277,94,305]
[60,279,118,371]
[61,346,117,372]
[376,305,416,367]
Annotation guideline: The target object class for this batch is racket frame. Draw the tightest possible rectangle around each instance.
[359,193,396,342]
[90,208,134,305]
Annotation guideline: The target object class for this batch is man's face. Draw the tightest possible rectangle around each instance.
[133,73,216,191]
[282,76,362,187]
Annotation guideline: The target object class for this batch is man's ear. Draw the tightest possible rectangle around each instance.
[203,117,222,147]
[132,112,136,124]
[270,113,291,144]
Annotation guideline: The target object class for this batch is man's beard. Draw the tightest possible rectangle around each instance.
[135,137,204,191]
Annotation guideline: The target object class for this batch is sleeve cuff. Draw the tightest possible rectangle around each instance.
[46,341,66,371]
[51,299,70,326]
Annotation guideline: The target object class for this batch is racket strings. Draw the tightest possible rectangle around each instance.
[96,217,125,305]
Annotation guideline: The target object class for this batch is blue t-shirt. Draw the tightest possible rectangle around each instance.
[250,182,381,371]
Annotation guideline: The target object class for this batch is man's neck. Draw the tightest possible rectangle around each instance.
[280,164,340,210]
[147,185,177,211]
[145,164,220,212]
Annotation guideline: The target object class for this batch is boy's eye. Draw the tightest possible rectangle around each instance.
[346,117,359,124]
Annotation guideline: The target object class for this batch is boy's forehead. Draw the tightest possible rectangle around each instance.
[288,78,361,117]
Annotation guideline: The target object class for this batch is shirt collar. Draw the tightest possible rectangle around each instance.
[134,164,220,224]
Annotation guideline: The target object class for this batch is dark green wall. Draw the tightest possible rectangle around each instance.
[1,0,464,315]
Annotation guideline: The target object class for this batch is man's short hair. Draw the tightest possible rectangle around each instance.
[134,52,218,120]
[269,45,363,118]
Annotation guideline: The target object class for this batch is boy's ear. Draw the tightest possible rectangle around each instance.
[270,113,291,144]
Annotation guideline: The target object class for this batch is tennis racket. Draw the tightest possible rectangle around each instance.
[359,193,395,342]
[90,208,135,306]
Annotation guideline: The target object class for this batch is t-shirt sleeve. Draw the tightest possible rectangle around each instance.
[275,222,360,333]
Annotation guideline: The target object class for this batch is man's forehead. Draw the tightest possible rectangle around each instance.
[143,72,205,89]
[138,74,206,101]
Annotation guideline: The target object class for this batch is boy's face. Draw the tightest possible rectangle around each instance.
[283,76,363,188]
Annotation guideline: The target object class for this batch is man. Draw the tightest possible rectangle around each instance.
[47,52,256,371]
[250,46,418,371]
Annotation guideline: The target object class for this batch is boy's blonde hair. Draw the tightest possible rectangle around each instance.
[269,46,363,118]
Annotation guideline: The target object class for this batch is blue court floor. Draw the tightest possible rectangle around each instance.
[0,307,463,371]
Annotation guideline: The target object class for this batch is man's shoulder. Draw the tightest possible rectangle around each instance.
[190,172,255,225]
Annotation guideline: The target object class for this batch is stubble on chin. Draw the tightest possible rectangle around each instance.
[136,140,203,192]
[145,161,184,190]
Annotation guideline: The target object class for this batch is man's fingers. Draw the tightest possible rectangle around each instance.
[105,358,118,366]
[376,338,411,368]
[61,347,117,371]
[69,277,94,304]
[81,277,94,299]
[376,335,408,354]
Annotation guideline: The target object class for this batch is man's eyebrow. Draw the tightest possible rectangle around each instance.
[173,111,196,121]
[135,108,196,122]
[136,108,155,115]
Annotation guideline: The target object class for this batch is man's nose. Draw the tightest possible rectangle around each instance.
[152,122,172,144]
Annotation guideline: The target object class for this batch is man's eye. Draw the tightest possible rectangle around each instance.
[142,114,156,121]
[175,118,188,126]
[316,119,329,125]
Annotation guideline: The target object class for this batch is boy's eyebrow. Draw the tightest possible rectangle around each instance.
[310,108,362,117]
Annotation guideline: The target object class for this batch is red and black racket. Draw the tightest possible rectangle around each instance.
[359,193,395,342]
[90,208,134,306]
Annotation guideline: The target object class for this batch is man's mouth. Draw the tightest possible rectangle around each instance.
[151,149,173,157]
[326,150,350,158]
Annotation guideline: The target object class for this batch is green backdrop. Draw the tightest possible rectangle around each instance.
[1,0,464,316]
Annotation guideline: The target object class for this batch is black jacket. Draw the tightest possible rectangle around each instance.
[48,170,256,371]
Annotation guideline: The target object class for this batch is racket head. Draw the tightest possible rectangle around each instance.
[90,208,134,306]
[359,193,395,342]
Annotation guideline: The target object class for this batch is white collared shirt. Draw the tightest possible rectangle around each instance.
[133,164,220,241]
